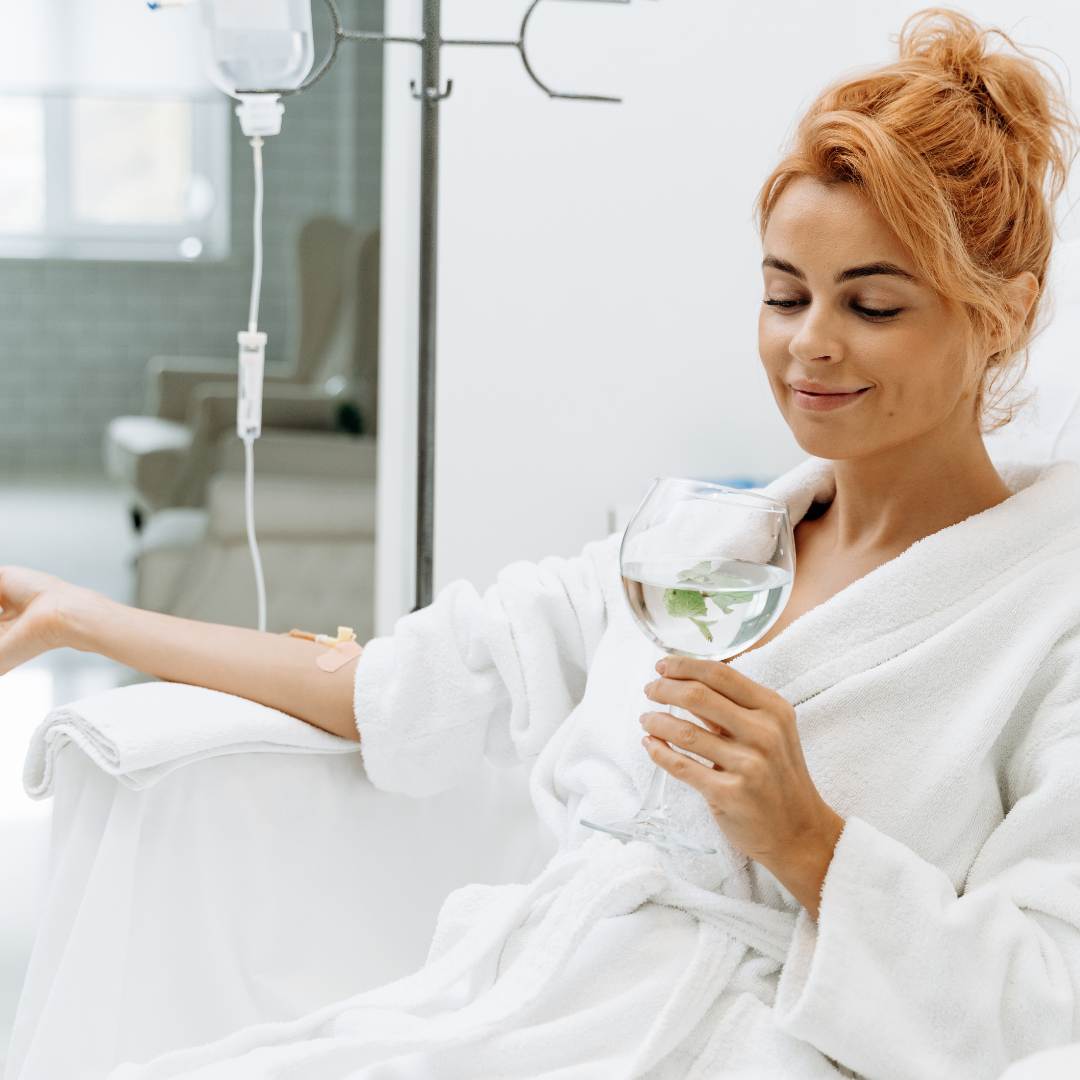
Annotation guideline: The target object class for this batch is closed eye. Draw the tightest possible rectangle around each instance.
[762,299,903,320]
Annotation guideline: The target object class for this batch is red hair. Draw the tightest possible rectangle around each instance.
[755,7,1080,433]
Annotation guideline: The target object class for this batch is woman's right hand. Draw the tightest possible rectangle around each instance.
[0,566,100,676]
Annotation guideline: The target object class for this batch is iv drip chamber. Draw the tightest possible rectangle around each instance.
[197,0,314,97]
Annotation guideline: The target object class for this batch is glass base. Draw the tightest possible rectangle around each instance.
[580,810,718,855]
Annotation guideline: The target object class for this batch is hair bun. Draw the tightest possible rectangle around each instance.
[897,8,1063,142]
[898,7,989,86]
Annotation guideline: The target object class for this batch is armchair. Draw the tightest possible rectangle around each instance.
[6,722,548,1080]
[104,219,380,526]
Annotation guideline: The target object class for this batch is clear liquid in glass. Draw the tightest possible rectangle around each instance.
[622,557,793,657]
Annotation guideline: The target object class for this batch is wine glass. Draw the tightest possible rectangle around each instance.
[580,477,794,855]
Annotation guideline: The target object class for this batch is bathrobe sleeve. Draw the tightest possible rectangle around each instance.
[350,531,620,798]
[772,635,1080,1080]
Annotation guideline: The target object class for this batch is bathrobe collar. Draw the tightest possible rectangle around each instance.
[725,454,1080,705]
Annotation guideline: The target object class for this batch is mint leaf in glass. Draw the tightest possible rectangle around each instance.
[675,560,717,585]
[665,562,759,642]
[663,588,707,618]
[708,589,754,614]
[674,560,755,613]
[676,561,747,589]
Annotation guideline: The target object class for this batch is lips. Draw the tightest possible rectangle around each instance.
[790,385,872,412]
[789,383,871,395]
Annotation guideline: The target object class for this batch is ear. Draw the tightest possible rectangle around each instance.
[1003,270,1040,338]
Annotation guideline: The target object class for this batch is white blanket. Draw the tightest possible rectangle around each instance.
[106,452,1080,1080]
[23,680,359,797]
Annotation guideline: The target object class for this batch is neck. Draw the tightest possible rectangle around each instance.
[814,426,1013,556]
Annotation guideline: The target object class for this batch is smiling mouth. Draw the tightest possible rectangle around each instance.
[792,387,870,396]
[789,385,873,411]
[794,393,868,401]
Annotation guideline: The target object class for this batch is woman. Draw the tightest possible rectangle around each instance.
[4,7,1080,1078]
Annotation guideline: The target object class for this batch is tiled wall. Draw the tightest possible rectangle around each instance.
[0,0,383,476]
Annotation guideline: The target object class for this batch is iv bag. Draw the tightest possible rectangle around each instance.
[197,0,314,97]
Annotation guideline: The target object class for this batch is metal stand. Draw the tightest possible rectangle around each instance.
[254,0,645,611]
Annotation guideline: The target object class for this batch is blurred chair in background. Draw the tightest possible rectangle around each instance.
[102,216,381,633]
[133,428,377,638]
[104,218,380,529]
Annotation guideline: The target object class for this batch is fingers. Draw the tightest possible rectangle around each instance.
[656,654,773,710]
[640,710,756,770]
[642,732,742,797]
[643,673,759,743]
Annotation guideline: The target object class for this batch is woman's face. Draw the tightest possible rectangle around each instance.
[758,175,977,459]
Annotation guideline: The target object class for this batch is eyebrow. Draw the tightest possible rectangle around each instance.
[761,255,919,284]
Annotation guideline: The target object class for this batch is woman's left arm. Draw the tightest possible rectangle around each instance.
[642,650,1080,1080]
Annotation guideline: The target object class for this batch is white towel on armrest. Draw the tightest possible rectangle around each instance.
[22,679,360,799]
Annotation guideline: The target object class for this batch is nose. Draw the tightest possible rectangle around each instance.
[786,301,844,365]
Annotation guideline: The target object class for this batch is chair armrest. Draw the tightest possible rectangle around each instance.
[184,383,343,436]
[205,471,377,541]
[163,386,350,508]
[148,355,298,422]
[213,430,377,481]
[24,681,358,798]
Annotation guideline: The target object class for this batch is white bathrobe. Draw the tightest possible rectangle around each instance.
[108,453,1080,1080]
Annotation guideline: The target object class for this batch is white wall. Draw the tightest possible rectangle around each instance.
[375,0,1080,632]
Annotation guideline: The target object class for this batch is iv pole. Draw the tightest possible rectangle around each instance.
[272,0,642,611]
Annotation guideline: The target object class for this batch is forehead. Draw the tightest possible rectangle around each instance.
[763,176,910,266]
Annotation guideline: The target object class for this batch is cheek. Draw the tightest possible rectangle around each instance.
[873,347,962,423]
[757,314,788,363]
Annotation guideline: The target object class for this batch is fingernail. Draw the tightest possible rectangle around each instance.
[655,660,668,675]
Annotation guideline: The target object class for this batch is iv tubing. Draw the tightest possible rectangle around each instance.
[245,133,268,631]
[243,432,268,633]
[249,135,264,332]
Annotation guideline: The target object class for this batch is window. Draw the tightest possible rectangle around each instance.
[0,92,229,263]
[0,1,230,263]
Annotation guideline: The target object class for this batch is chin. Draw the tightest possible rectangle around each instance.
[788,425,857,459]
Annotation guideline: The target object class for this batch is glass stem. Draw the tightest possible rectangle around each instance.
[638,763,671,820]
[635,703,683,821]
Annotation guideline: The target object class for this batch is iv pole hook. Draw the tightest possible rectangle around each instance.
[410,79,453,102]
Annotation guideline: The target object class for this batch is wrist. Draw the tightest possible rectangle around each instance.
[765,806,845,920]
[802,808,846,919]
[59,587,118,654]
